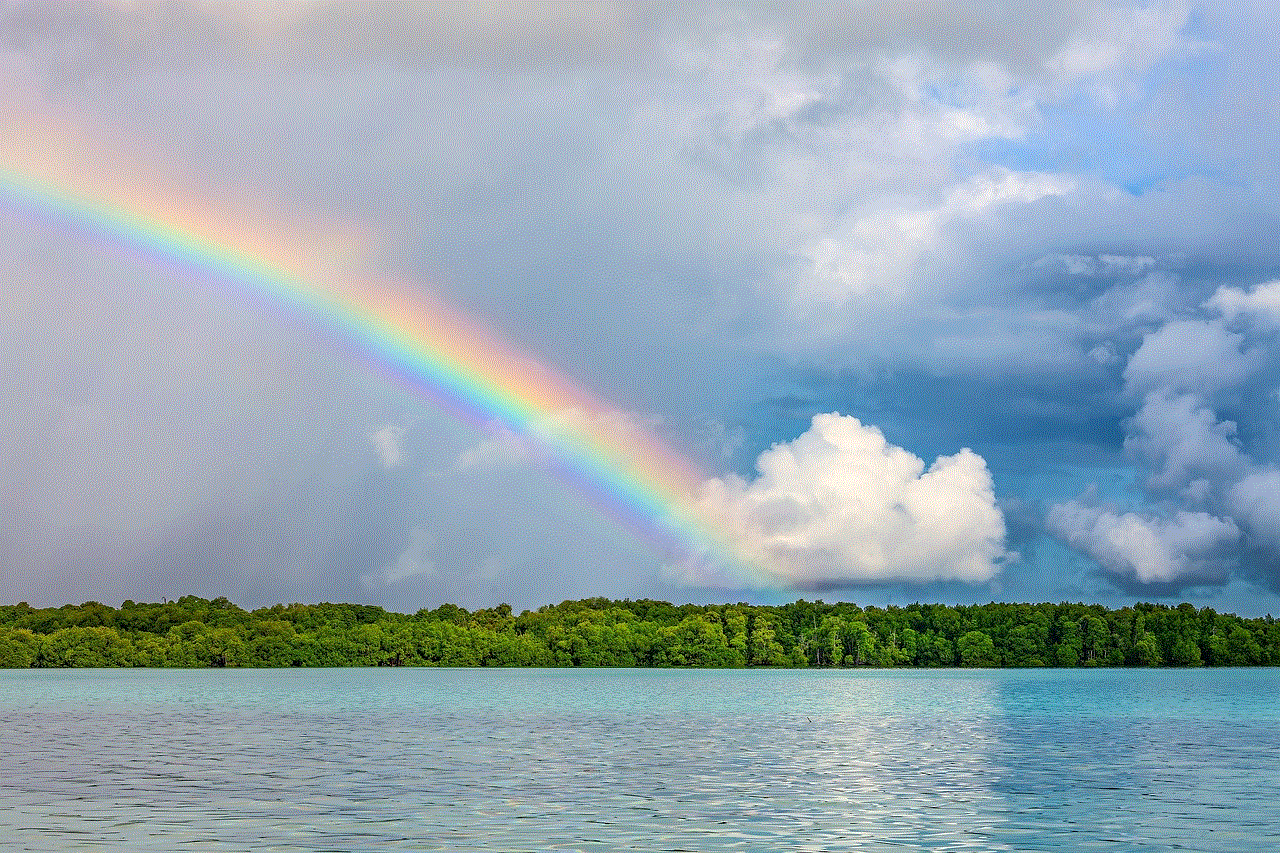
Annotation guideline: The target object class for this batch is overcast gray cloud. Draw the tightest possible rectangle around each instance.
[0,2,1170,75]
[3,2,1280,612]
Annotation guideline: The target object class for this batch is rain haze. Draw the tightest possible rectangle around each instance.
[3,1,1280,615]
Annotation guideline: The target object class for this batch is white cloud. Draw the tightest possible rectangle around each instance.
[695,413,1009,587]
[1124,391,1250,491]
[1228,468,1280,550]
[1089,343,1119,364]
[454,429,531,472]
[1047,500,1239,583]
[1123,319,1260,397]
[796,168,1075,334]
[1035,252,1100,275]
[3,0,1276,610]
[527,406,656,450]
[1070,275,1280,588]
[1088,270,1181,326]
[454,407,670,474]
[369,423,407,469]
[1044,0,1196,105]
[1033,252,1155,278]
[1207,279,1280,328]
[1098,254,1156,276]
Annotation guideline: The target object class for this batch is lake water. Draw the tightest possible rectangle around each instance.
[2,668,1277,851]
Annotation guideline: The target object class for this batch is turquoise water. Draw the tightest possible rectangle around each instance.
[2,668,1277,851]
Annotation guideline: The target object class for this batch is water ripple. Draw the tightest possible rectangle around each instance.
[2,668,1278,851]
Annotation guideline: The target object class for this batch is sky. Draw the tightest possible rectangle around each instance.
[2,1,1280,615]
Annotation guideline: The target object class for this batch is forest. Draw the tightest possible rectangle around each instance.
[1,596,1277,669]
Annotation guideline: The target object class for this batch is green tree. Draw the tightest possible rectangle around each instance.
[1165,634,1203,666]
[1131,631,1162,666]
[1003,625,1045,667]
[748,616,788,666]
[1226,625,1263,665]
[723,607,749,663]
[654,615,735,667]
[0,627,40,667]
[40,626,136,667]
[845,620,878,666]
[957,630,998,667]
[1080,615,1110,666]
[1053,616,1083,666]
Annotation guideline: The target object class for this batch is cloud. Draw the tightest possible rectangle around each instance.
[695,413,1009,587]
[1124,391,1250,492]
[1035,253,1101,276]
[1044,0,1196,104]
[796,168,1075,328]
[1088,342,1119,364]
[361,527,434,590]
[1046,500,1239,584]
[4,0,1280,615]
[1207,279,1280,328]
[452,407,688,477]
[0,2,1184,78]
[369,423,407,469]
[5,0,1216,384]
[1123,319,1261,398]
[1087,270,1181,326]
[1031,252,1155,278]
[454,428,531,472]
[1053,275,1280,591]
[1228,468,1280,551]
[0,1,658,76]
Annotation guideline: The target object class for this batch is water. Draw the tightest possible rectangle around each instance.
[2,668,1277,851]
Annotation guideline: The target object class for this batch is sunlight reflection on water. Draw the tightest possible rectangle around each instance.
[2,668,1278,851]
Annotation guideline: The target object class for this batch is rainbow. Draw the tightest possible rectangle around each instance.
[0,107,743,578]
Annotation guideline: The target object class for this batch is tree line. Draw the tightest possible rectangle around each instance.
[1,595,1277,668]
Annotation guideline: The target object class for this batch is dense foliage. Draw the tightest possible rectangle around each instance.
[1,596,1277,668]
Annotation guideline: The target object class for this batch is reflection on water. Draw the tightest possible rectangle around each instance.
[2,668,1277,851]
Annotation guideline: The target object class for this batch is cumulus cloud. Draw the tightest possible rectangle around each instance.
[1124,391,1250,491]
[1207,279,1280,328]
[1043,0,1197,104]
[1046,500,1239,583]
[1123,319,1261,397]
[1055,275,1280,591]
[4,0,1211,382]
[1228,468,1280,551]
[1119,307,1275,508]
[695,413,1009,588]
